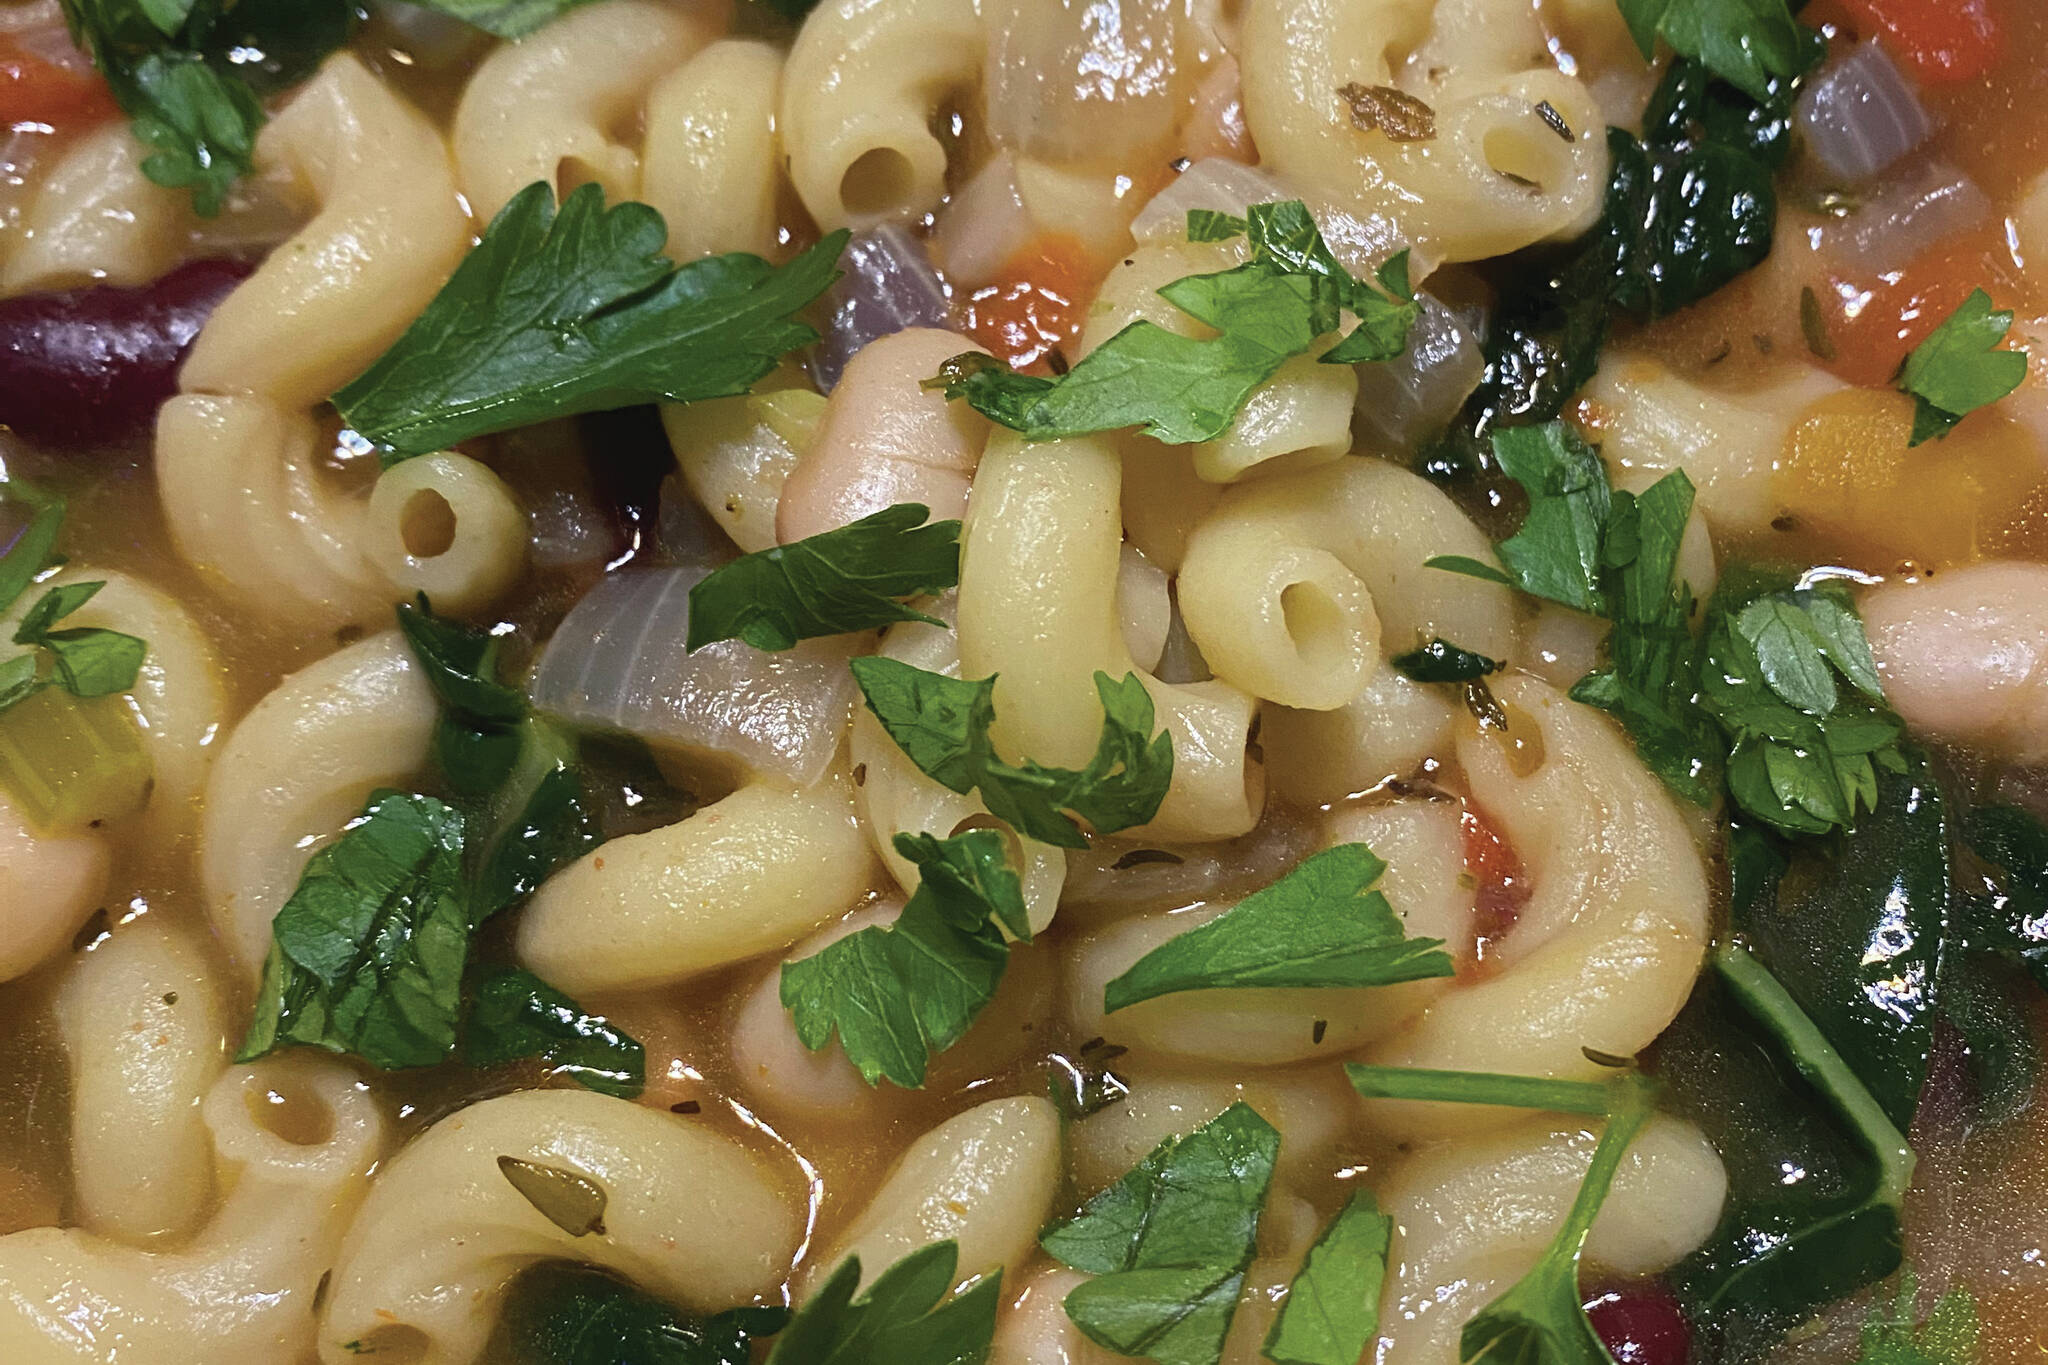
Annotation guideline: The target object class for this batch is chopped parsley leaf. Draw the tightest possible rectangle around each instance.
[849,658,1172,849]
[1897,289,2030,445]
[335,182,847,461]
[685,503,960,652]
[1102,843,1454,1012]
[763,1240,1002,1365]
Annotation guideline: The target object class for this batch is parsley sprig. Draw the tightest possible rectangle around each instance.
[1897,289,2030,445]
[240,601,641,1088]
[764,1241,1002,1365]
[1041,1102,1279,1365]
[334,182,847,461]
[60,3,600,215]
[0,487,146,715]
[1615,0,1812,101]
[1102,843,1455,1012]
[849,658,1173,849]
[1432,422,1905,837]
[927,200,1416,445]
[686,503,960,652]
[780,828,1028,1089]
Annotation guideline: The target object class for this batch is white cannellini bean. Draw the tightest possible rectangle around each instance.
[1862,561,2048,766]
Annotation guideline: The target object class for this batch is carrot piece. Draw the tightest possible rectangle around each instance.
[0,33,119,131]
[1833,0,2001,86]
[963,234,1098,374]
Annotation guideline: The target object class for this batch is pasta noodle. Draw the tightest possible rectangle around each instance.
[0,1058,385,1365]
[199,632,438,978]
[1061,799,1471,1065]
[1238,0,1611,270]
[642,39,788,262]
[1356,677,1711,1141]
[361,451,529,615]
[1378,1115,1728,1365]
[515,768,879,993]
[958,431,1265,841]
[1177,456,1519,710]
[53,918,226,1246]
[1,123,193,294]
[810,1097,1060,1292]
[319,1089,799,1365]
[451,0,710,220]
[780,0,985,228]
[0,794,109,985]
[159,53,472,631]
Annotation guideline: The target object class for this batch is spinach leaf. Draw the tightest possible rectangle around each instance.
[490,1262,787,1365]
[409,0,601,37]
[1042,1101,1279,1365]
[1731,749,1951,1128]
[685,503,959,652]
[1660,947,1915,1358]
[1421,51,1805,486]
[763,1241,1002,1365]
[780,829,1027,1089]
[850,658,1172,849]
[335,183,847,461]
[238,791,471,1068]
[465,966,646,1098]
[1389,638,1501,684]
[1102,843,1453,1012]
[1262,1194,1391,1365]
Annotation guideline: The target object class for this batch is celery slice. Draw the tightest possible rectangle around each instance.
[0,684,153,833]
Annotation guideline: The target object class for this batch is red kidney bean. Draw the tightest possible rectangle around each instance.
[0,258,252,451]
[1585,1280,1693,1365]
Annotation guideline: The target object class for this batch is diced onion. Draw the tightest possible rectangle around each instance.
[932,152,1039,291]
[1832,160,1991,269]
[528,566,858,786]
[1129,158,1289,241]
[811,226,954,394]
[1353,295,1487,452]
[1796,41,1933,184]
[981,0,1185,168]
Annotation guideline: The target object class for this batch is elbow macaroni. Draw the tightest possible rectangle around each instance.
[320,1089,799,1365]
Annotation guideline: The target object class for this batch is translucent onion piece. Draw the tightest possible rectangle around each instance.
[982,0,1186,169]
[1833,160,1991,269]
[811,226,953,393]
[933,152,1039,291]
[528,566,858,786]
[1796,41,1933,184]
[1129,157,1289,241]
[1353,295,1487,452]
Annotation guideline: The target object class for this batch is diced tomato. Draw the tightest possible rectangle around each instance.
[963,233,1097,374]
[1808,222,2025,388]
[0,33,118,132]
[1830,0,2001,86]
[1460,805,1529,962]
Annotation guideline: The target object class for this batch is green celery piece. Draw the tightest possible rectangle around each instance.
[0,686,152,834]
[334,182,848,460]
[1103,843,1453,1012]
